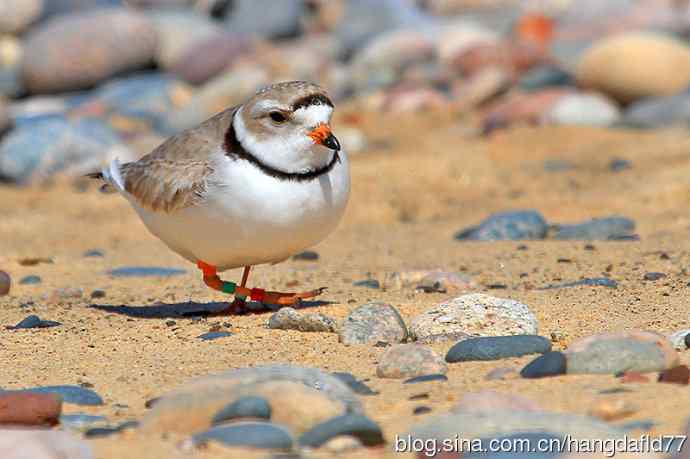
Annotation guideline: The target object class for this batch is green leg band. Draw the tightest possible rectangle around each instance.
[222,281,236,294]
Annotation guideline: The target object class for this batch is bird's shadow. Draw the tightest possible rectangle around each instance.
[89,300,333,319]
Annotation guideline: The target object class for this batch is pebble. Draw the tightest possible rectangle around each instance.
[268,308,337,333]
[12,385,103,406]
[170,32,251,85]
[519,65,574,91]
[19,275,41,285]
[212,396,272,424]
[0,271,9,296]
[623,93,690,129]
[90,289,106,299]
[107,266,186,278]
[446,335,551,363]
[544,92,621,127]
[404,374,448,384]
[588,399,637,421]
[8,315,61,329]
[658,365,690,385]
[609,158,633,172]
[539,277,618,290]
[142,365,360,436]
[620,372,650,384]
[198,331,232,341]
[376,344,447,379]
[224,0,304,39]
[383,270,475,291]
[338,302,408,345]
[0,117,131,185]
[455,210,548,241]
[520,351,567,378]
[352,279,380,289]
[322,435,364,454]
[60,414,110,432]
[331,372,378,396]
[0,429,94,459]
[298,414,385,448]
[0,0,41,34]
[576,33,690,103]
[481,88,573,135]
[292,250,319,261]
[566,331,679,374]
[551,216,636,241]
[643,272,666,281]
[0,392,62,426]
[22,9,157,93]
[192,421,293,450]
[82,249,105,258]
[668,330,690,350]
[84,421,139,438]
[410,293,538,343]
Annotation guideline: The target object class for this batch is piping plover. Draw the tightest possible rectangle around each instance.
[89,81,350,313]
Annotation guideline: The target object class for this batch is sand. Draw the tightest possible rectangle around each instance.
[2,112,690,458]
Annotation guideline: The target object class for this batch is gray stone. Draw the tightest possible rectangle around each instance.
[299,414,384,447]
[192,422,293,450]
[566,332,679,374]
[0,429,94,459]
[455,210,548,241]
[0,0,42,34]
[0,117,131,185]
[520,352,567,379]
[107,266,186,278]
[224,0,303,39]
[19,275,41,285]
[539,278,618,290]
[551,216,636,240]
[623,94,690,129]
[40,0,123,19]
[60,414,109,432]
[198,331,232,341]
[410,294,538,343]
[212,396,271,424]
[669,330,690,350]
[170,32,251,85]
[403,374,448,384]
[338,302,408,345]
[376,344,447,379]
[520,66,574,91]
[22,9,157,93]
[8,315,60,329]
[268,307,337,333]
[446,335,551,363]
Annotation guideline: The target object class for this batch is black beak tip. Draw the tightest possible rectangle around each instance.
[324,133,341,151]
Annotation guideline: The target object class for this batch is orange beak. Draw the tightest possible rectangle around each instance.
[308,123,341,151]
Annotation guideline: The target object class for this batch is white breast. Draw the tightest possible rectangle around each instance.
[129,149,350,270]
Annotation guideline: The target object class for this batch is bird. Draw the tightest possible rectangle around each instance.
[88,81,350,314]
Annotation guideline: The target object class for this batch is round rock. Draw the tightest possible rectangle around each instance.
[268,307,337,333]
[565,331,679,375]
[298,414,384,448]
[410,293,538,343]
[551,216,636,241]
[0,271,10,296]
[338,302,408,345]
[455,210,548,241]
[544,92,620,127]
[576,33,690,103]
[192,421,293,450]
[376,344,447,379]
[520,352,567,379]
[22,9,157,93]
[0,0,42,34]
[446,335,551,363]
[212,396,271,424]
[0,392,62,426]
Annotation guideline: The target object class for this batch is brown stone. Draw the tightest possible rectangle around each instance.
[0,392,62,426]
[658,365,690,385]
[620,372,650,384]
[0,271,10,296]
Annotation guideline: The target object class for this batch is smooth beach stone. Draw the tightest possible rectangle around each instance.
[84,421,139,438]
[212,396,271,424]
[82,249,104,258]
[331,372,378,396]
[455,210,548,241]
[519,65,573,91]
[446,335,551,363]
[299,414,385,448]
[566,331,679,374]
[0,0,42,34]
[404,374,448,384]
[0,392,62,426]
[292,250,319,261]
[544,92,621,127]
[224,0,303,39]
[60,414,109,432]
[17,386,103,406]
[668,330,690,350]
[0,429,94,459]
[19,275,41,285]
[0,271,9,295]
[376,344,447,379]
[352,279,380,289]
[410,294,538,343]
[551,216,636,240]
[193,422,293,450]
[643,272,666,281]
[268,308,337,333]
[22,9,157,93]
[520,352,567,378]
[198,331,232,341]
[107,266,186,278]
[539,278,618,290]
[338,302,408,345]
[9,315,60,329]
[609,158,632,172]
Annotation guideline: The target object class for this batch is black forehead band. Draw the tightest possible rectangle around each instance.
[292,93,334,111]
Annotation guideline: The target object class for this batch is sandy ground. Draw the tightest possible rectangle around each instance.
[2,110,690,458]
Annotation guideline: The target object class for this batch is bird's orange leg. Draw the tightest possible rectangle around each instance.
[196,261,326,314]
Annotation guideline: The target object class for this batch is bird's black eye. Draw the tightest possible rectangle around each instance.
[269,111,287,123]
